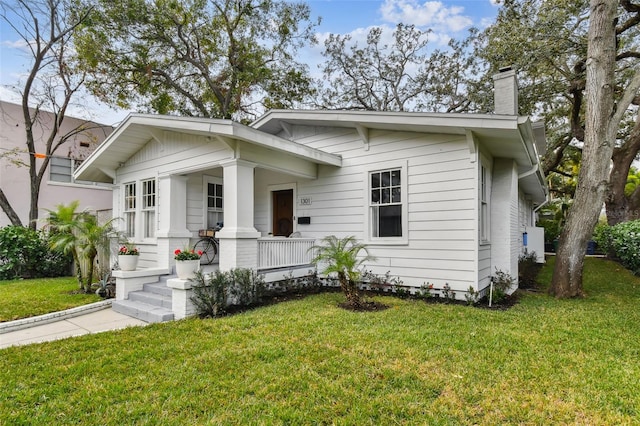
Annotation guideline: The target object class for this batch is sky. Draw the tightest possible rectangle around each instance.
[0,0,500,126]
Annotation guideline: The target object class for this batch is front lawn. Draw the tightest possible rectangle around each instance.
[1,257,639,424]
[0,277,101,322]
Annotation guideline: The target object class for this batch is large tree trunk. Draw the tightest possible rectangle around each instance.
[606,116,640,225]
[551,0,617,297]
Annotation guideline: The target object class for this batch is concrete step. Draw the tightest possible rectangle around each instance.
[112,300,174,323]
[143,282,172,297]
[129,290,172,309]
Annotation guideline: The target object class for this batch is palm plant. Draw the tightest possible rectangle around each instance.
[45,201,84,289]
[310,235,375,308]
[45,202,120,293]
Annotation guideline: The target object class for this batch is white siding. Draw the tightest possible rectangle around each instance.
[274,126,477,292]
[490,158,519,290]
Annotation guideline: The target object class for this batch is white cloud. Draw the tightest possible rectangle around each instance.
[379,0,473,32]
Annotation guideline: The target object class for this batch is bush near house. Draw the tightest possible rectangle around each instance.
[593,220,640,274]
[0,226,71,280]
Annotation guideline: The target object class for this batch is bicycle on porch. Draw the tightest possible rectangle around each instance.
[193,223,222,265]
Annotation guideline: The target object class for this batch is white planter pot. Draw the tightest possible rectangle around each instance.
[175,260,200,280]
[118,255,139,271]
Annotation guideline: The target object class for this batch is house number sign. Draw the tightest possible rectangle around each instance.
[299,197,312,205]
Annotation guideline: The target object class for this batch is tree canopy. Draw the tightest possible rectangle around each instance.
[319,23,478,113]
[475,0,640,225]
[74,0,320,121]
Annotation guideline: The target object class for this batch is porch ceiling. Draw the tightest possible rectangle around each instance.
[74,114,342,183]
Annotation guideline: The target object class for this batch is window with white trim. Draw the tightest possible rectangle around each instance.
[123,182,136,238]
[480,162,490,243]
[204,177,223,228]
[141,179,156,238]
[370,168,403,238]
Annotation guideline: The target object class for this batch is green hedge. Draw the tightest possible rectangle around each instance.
[0,226,71,280]
[593,220,640,274]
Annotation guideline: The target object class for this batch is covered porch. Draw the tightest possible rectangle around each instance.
[73,114,340,322]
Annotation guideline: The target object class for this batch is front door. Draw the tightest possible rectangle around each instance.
[272,189,293,236]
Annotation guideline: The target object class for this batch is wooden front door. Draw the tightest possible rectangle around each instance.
[272,189,293,236]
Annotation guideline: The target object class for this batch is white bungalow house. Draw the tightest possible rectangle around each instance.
[74,69,547,322]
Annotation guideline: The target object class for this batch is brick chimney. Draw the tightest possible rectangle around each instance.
[493,66,519,115]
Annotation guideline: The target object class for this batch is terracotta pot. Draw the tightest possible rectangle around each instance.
[118,255,139,271]
[175,259,200,280]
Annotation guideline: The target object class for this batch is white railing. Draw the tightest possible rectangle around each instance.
[257,237,316,270]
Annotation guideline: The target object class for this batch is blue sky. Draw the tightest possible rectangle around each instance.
[0,0,499,124]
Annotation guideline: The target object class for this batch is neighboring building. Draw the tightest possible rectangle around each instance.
[0,101,114,228]
[75,69,548,322]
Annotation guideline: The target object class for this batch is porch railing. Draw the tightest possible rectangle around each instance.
[257,237,315,270]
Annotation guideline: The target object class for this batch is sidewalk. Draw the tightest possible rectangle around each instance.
[0,301,148,349]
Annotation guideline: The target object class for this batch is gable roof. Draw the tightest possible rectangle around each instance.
[74,114,342,183]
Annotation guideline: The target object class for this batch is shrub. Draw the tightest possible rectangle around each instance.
[190,268,265,318]
[0,226,71,280]
[595,220,640,274]
[490,269,515,303]
[518,252,541,289]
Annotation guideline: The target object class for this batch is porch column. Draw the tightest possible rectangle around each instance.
[216,159,260,271]
[156,175,192,270]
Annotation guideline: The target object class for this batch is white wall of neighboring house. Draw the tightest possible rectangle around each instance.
[0,101,113,228]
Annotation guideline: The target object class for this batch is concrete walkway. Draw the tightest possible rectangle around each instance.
[0,301,148,349]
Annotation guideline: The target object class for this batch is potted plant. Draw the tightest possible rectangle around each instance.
[174,247,202,279]
[118,243,140,271]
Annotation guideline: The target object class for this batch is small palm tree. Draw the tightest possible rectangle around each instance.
[45,202,120,293]
[45,201,84,289]
[311,235,375,308]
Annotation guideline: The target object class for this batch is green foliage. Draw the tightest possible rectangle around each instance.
[593,220,640,274]
[0,226,71,280]
[44,202,120,293]
[320,23,477,112]
[75,0,319,121]
[464,286,479,306]
[310,235,375,307]
[190,268,265,318]
[490,269,516,303]
[536,197,572,243]
[440,283,455,302]
[518,252,542,289]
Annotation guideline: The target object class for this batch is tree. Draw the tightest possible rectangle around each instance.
[311,235,375,308]
[74,0,319,121]
[0,0,101,229]
[475,0,640,225]
[319,23,477,112]
[551,0,640,297]
[45,201,119,293]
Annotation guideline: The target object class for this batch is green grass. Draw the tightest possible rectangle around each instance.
[1,257,639,424]
[0,277,101,322]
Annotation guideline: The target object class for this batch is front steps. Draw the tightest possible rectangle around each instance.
[112,282,174,323]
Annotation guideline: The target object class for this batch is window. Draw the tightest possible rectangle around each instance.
[204,177,223,228]
[141,179,156,238]
[370,168,402,238]
[50,157,83,183]
[123,182,136,238]
[480,162,490,243]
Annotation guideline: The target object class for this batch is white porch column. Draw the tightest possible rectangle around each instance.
[156,175,192,270]
[216,159,260,271]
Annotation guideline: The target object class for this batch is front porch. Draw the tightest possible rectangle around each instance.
[112,237,317,322]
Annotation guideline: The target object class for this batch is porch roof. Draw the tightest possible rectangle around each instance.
[74,114,342,183]
[252,110,548,204]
